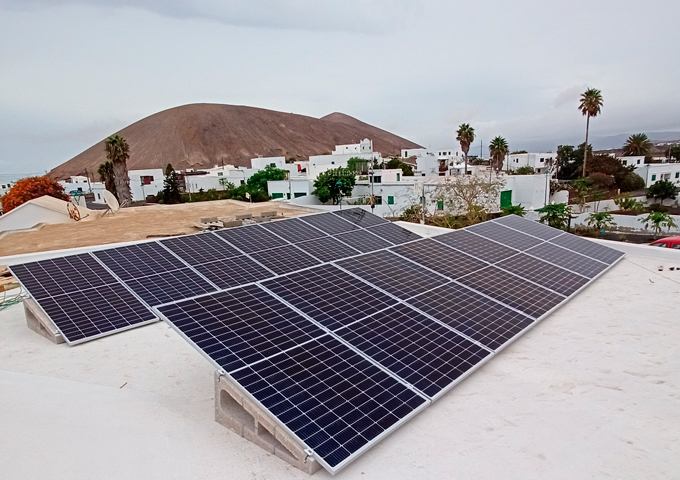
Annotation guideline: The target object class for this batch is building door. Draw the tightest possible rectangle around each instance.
[500,190,512,209]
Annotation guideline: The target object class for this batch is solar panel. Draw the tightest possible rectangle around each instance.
[335,303,491,398]
[434,229,517,264]
[333,208,389,227]
[456,266,565,318]
[496,253,590,296]
[390,239,487,279]
[215,225,289,253]
[296,236,361,263]
[37,284,156,344]
[249,244,321,276]
[156,285,326,372]
[93,242,185,280]
[550,233,625,264]
[262,264,398,331]
[230,335,427,473]
[298,212,358,235]
[9,253,114,300]
[407,283,533,351]
[336,250,448,300]
[124,268,216,306]
[466,222,544,251]
[335,229,393,253]
[194,255,274,290]
[365,222,421,245]
[525,242,609,278]
[260,218,327,243]
[9,253,157,344]
[493,215,564,240]
[160,233,240,266]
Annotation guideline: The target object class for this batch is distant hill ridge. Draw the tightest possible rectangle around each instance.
[48,104,422,179]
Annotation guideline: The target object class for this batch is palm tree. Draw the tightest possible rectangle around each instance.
[97,161,117,200]
[622,133,653,156]
[578,88,603,177]
[488,136,509,172]
[456,123,475,175]
[104,134,132,207]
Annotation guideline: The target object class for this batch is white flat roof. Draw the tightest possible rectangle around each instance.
[1,241,679,478]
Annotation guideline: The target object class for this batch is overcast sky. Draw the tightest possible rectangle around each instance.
[1,0,679,175]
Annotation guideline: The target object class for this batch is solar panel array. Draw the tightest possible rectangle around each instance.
[9,209,625,473]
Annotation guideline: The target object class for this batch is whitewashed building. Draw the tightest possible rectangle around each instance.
[506,153,556,174]
[634,162,680,187]
[401,147,466,176]
[620,156,645,168]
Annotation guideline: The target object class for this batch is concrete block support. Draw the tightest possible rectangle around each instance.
[214,372,322,475]
[23,297,64,344]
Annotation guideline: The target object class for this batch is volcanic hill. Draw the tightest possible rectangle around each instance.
[48,104,422,179]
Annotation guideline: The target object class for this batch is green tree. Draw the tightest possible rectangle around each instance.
[639,211,679,237]
[456,123,475,176]
[536,203,572,230]
[384,157,414,176]
[647,179,678,205]
[246,164,286,199]
[570,177,592,212]
[501,204,526,216]
[488,136,509,172]
[614,194,645,214]
[578,88,603,177]
[312,167,356,204]
[162,164,182,204]
[347,157,370,174]
[104,134,132,207]
[513,166,535,175]
[622,133,653,156]
[556,143,592,180]
[97,160,117,200]
[665,145,680,162]
[587,212,616,231]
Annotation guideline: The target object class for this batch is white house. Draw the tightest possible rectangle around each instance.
[620,156,645,168]
[506,153,556,174]
[333,139,373,155]
[634,163,680,188]
[0,181,16,198]
[128,169,165,202]
[402,148,466,176]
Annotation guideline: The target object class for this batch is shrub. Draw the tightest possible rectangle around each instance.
[587,172,615,189]
[648,203,669,213]
[513,166,535,175]
[586,212,616,231]
[536,203,572,230]
[614,194,645,214]
[1,176,69,213]
[501,204,526,216]
[619,172,646,192]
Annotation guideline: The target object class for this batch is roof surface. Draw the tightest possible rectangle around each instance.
[1,233,678,479]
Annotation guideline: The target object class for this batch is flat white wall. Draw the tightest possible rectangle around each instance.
[504,174,552,209]
[251,156,286,170]
[129,169,164,201]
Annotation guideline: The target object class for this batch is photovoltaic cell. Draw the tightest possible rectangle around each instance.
[230,335,427,470]
[10,253,114,300]
[156,285,325,372]
[299,212,358,235]
[434,229,517,264]
[335,229,393,253]
[93,242,185,280]
[335,303,491,398]
[336,250,448,300]
[333,208,389,227]
[365,222,422,245]
[262,264,398,331]
[160,233,240,266]
[124,268,216,306]
[525,242,609,278]
[407,283,533,351]
[390,239,487,279]
[457,266,565,318]
[38,284,156,344]
[466,222,544,251]
[260,218,327,243]
[550,233,624,264]
[496,253,590,296]
[249,245,321,276]
[297,236,361,263]
[195,255,274,290]
[215,225,289,253]
[493,215,564,240]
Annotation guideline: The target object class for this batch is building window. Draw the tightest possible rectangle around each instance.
[240,180,245,185]
[540,158,544,162]
[270,163,276,167]
[294,192,306,198]
[437,200,443,210]
[218,172,223,176]
[271,193,284,199]
[637,159,641,165]
[404,151,408,157]
[622,160,627,165]
[396,173,400,181]
[141,175,154,185]
[651,174,656,181]
[676,172,679,179]
[374,196,382,205]
[387,196,394,205]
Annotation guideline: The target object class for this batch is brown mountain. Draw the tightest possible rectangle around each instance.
[48,104,422,179]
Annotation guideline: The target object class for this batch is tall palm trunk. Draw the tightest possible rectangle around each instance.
[582,114,590,178]
[463,147,469,175]
[112,159,132,207]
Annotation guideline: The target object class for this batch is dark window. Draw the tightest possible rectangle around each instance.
[374,196,382,205]
[387,196,394,205]
[141,175,154,185]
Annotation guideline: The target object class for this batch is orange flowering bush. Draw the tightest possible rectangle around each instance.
[1,176,69,213]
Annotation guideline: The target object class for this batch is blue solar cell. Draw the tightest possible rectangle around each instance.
[160,233,240,265]
[93,242,185,280]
